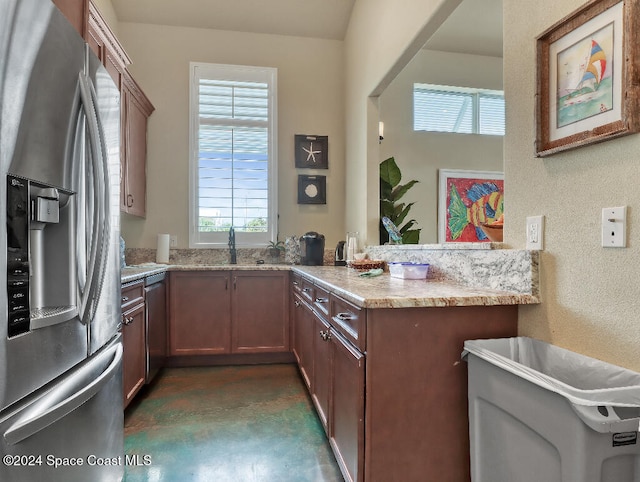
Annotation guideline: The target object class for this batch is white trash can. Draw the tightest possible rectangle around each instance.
[463,337,640,482]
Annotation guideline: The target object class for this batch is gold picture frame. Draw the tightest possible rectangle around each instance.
[535,0,640,157]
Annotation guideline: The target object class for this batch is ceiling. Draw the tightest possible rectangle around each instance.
[426,0,502,58]
[110,0,356,40]
[111,0,502,57]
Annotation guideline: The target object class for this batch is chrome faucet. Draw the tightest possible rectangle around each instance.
[228,226,237,264]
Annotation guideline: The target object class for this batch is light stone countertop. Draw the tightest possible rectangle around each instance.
[291,266,540,309]
[121,264,169,284]
[121,262,539,309]
[120,262,290,284]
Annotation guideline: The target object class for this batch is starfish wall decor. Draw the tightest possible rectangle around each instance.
[294,134,328,169]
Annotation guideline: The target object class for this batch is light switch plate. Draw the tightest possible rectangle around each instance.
[601,206,626,248]
[526,215,544,250]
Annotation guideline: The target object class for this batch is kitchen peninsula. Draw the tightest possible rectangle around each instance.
[121,244,539,482]
[289,259,536,482]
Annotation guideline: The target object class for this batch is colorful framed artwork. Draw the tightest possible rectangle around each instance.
[294,134,328,169]
[535,0,640,157]
[438,169,504,243]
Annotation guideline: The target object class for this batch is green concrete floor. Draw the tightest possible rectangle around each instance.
[124,364,343,482]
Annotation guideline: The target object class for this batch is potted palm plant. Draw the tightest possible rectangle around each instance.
[379,156,421,244]
[267,240,285,258]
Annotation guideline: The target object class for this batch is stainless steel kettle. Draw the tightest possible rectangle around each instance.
[335,241,346,266]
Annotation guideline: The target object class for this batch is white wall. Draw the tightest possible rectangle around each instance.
[344,0,463,246]
[504,0,640,370]
[116,23,345,249]
[104,0,639,370]
[347,0,639,371]
[91,0,118,34]
[379,49,503,243]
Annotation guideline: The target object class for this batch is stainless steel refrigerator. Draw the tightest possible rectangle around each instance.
[0,0,124,480]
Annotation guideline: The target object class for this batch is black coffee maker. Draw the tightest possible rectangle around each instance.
[300,232,325,265]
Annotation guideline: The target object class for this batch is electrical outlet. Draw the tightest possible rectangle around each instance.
[169,235,177,248]
[601,206,626,248]
[526,215,544,250]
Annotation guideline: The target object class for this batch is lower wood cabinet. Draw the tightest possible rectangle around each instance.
[293,289,364,482]
[311,313,332,432]
[145,276,167,383]
[232,271,290,353]
[169,270,289,359]
[169,271,231,355]
[292,295,314,389]
[329,329,365,482]
[121,280,146,409]
[292,272,518,482]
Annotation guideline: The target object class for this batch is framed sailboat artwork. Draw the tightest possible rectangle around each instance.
[535,0,640,157]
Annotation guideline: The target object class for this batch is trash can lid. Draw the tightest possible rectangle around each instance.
[462,337,640,408]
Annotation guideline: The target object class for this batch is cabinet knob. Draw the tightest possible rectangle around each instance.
[121,296,129,302]
[315,297,328,304]
[319,330,331,341]
[302,287,311,293]
[336,312,353,321]
[127,194,134,207]
[294,300,301,307]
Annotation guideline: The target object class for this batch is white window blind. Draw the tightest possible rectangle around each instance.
[189,63,277,248]
[413,84,505,136]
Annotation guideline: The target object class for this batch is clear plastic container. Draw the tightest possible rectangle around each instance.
[388,262,429,279]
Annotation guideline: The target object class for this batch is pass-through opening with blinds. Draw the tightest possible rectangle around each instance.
[413,83,505,136]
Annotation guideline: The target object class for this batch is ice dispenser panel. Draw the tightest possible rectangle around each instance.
[6,175,77,337]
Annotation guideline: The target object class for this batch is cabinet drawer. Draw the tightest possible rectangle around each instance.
[291,273,302,294]
[313,284,330,323]
[330,294,366,353]
[300,277,315,304]
[121,280,144,311]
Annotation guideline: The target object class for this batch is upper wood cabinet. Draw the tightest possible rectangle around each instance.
[121,74,154,217]
[52,0,88,37]
[86,2,129,87]
[86,2,154,218]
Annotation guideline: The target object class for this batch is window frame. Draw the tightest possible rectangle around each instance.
[188,62,278,248]
[413,83,505,136]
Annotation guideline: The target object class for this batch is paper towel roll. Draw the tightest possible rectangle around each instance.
[156,234,170,264]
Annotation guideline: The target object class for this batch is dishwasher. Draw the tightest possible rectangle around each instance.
[144,272,167,383]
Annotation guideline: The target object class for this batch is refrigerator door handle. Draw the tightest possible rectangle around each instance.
[3,341,122,446]
[77,71,110,326]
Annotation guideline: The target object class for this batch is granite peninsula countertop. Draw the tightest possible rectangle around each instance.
[291,266,539,309]
[121,261,539,309]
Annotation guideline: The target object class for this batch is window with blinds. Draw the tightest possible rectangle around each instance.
[413,84,505,135]
[189,63,278,248]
